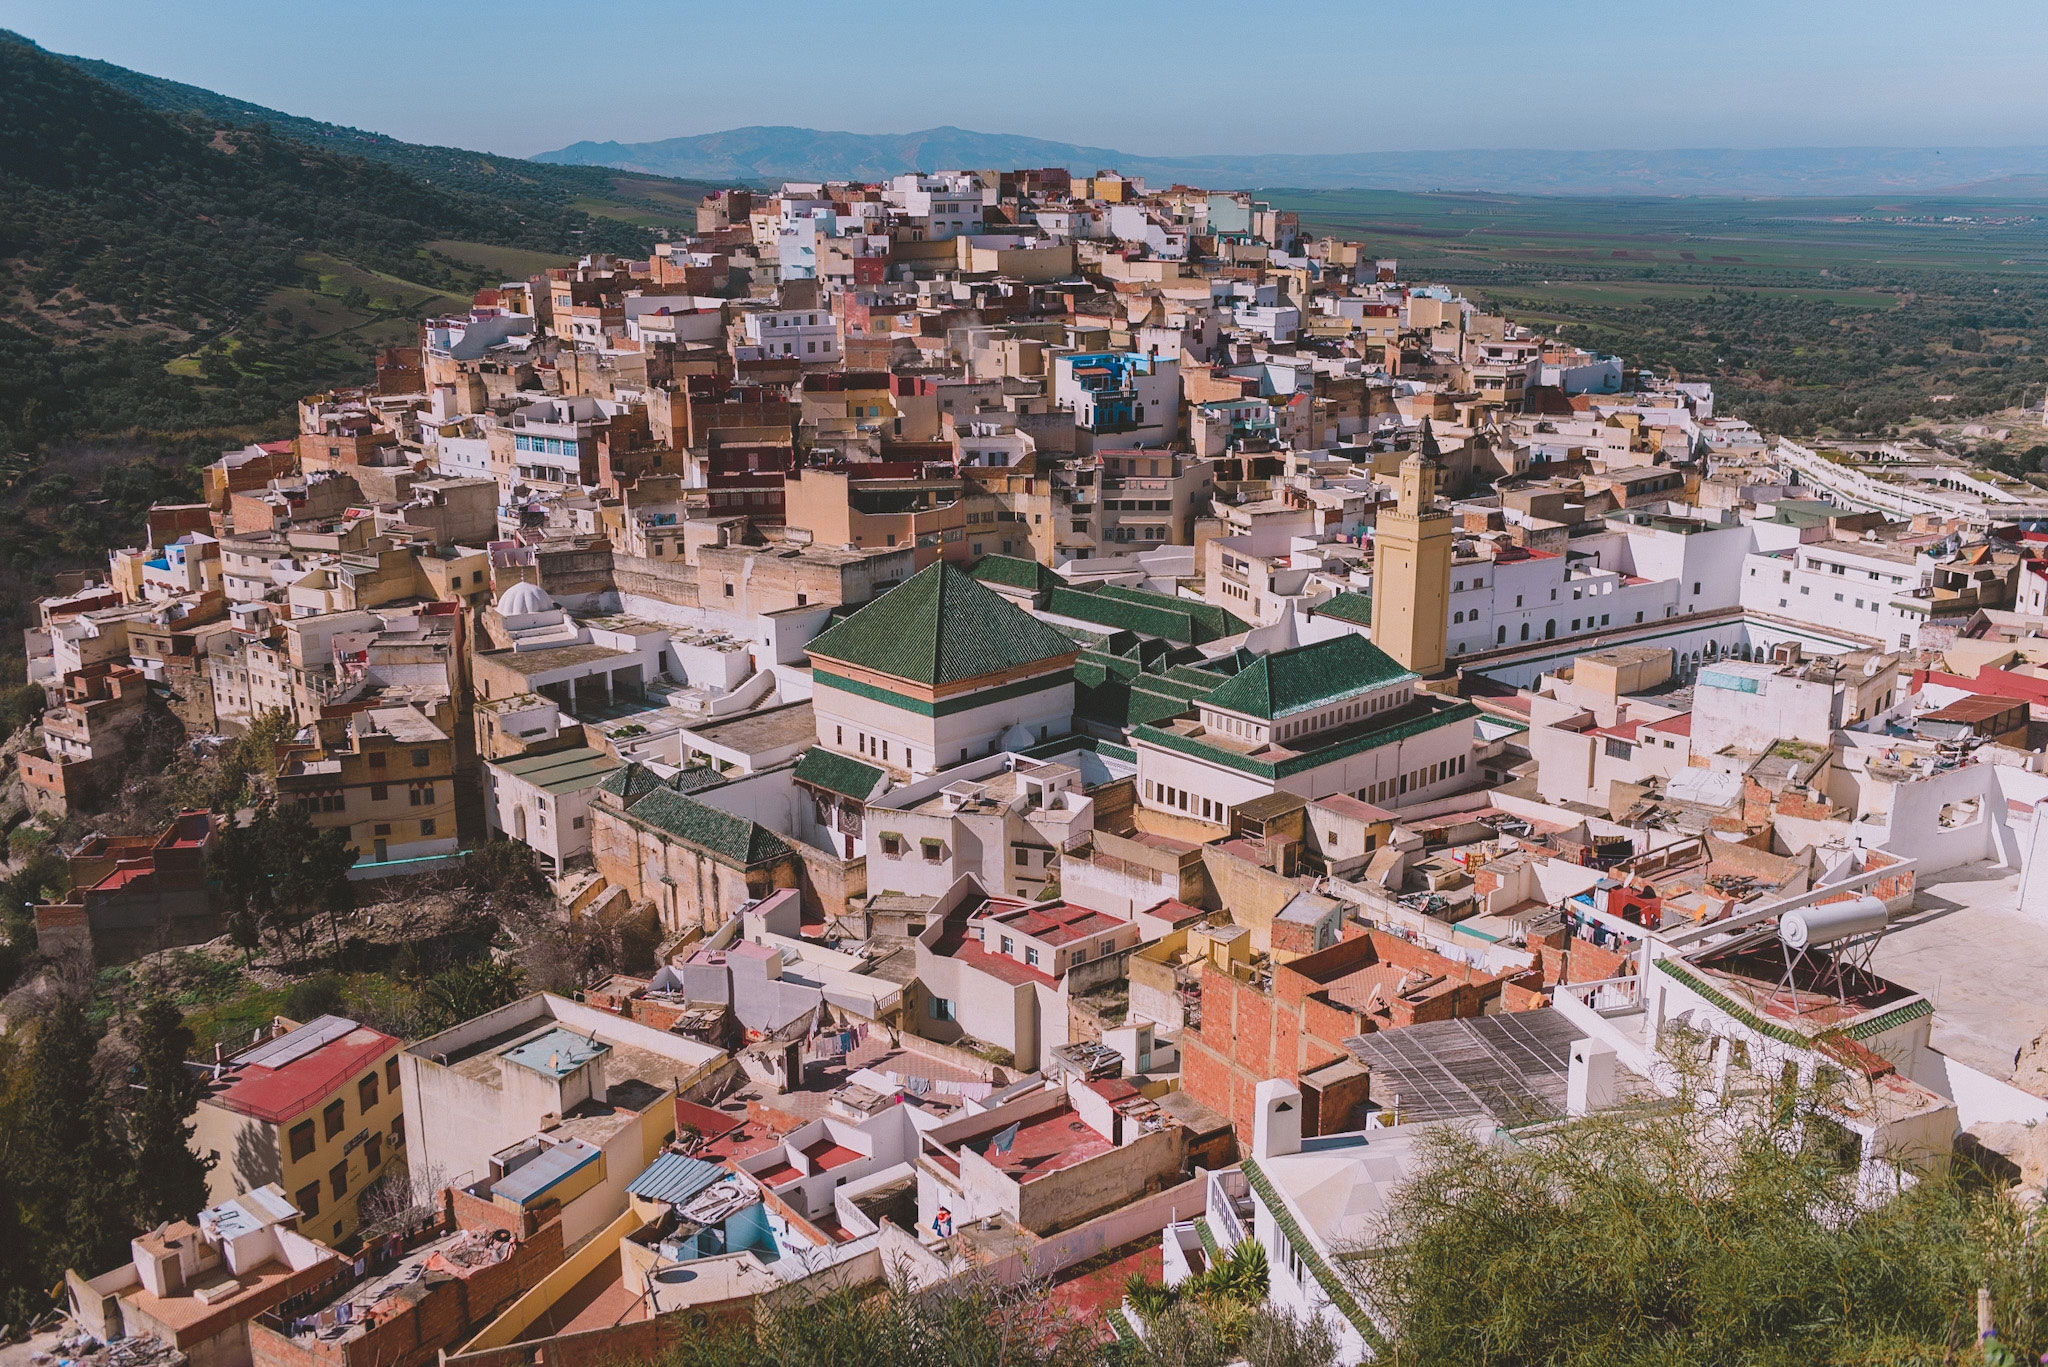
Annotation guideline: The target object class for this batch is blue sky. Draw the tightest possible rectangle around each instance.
[5,0,2046,159]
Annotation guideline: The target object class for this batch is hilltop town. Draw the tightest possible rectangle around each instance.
[14,167,2048,1364]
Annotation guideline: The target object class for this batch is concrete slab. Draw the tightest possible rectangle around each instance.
[1867,865,2048,1080]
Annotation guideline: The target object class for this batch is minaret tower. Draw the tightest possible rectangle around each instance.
[1370,437,1454,676]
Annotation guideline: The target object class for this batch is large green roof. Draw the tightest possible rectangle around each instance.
[1043,584,1248,646]
[968,554,1060,594]
[805,561,1077,686]
[1203,634,1416,720]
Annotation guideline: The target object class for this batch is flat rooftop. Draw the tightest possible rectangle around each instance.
[502,1026,609,1079]
[683,700,817,754]
[492,746,624,795]
[946,1104,1113,1183]
[488,643,632,675]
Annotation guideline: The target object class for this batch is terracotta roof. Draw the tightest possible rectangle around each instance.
[209,1024,397,1124]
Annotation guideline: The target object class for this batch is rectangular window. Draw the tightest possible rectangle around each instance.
[324,1098,346,1139]
[297,1182,321,1217]
[421,818,437,837]
[386,1057,400,1093]
[290,1120,316,1161]
[369,752,386,769]
[329,1161,348,1200]
[358,1073,379,1112]
[364,1132,383,1172]
[930,997,956,1022]
[1025,947,1041,967]
[412,749,430,768]
[1015,848,1029,867]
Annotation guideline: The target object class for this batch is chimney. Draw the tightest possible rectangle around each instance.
[1253,1078,1303,1160]
[1567,1038,1617,1117]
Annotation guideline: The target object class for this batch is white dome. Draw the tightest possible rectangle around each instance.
[1000,722,1037,752]
[497,580,555,616]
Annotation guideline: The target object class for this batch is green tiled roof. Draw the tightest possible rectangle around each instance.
[1653,958,1933,1048]
[601,761,722,802]
[1203,635,1416,720]
[1315,591,1374,626]
[1043,584,1248,646]
[600,762,671,803]
[1094,584,1247,640]
[792,747,887,802]
[968,554,1060,594]
[621,786,791,867]
[1133,699,1478,779]
[805,561,1078,686]
[1241,1159,1386,1354]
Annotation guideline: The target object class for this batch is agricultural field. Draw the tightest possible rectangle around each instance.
[1267,189,2048,440]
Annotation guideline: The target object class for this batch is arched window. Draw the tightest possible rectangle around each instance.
[1544,620,1557,640]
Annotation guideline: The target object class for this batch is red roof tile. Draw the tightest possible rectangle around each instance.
[209,1026,397,1124]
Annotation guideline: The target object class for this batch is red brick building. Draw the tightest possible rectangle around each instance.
[1182,928,1507,1145]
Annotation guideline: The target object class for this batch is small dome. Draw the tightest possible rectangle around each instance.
[1000,722,1037,752]
[497,580,555,616]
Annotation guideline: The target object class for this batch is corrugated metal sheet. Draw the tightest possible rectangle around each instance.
[493,1139,600,1206]
[627,1151,727,1205]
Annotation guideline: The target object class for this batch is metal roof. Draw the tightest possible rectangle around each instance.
[1343,1010,1601,1128]
[493,1139,601,1206]
[627,1152,729,1206]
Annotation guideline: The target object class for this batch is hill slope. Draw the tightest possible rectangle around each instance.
[0,30,720,460]
[537,123,2048,197]
[57,49,718,215]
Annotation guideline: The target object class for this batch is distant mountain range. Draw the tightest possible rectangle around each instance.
[535,125,2048,197]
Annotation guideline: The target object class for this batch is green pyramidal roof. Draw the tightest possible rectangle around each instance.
[1203,634,1417,720]
[805,561,1078,686]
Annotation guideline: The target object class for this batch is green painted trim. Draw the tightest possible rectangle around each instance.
[1196,1216,1224,1261]
[1241,1159,1388,1355]
[1132,702,1478,780]
[1653,958,1932,1048]
[814,667,1070,717]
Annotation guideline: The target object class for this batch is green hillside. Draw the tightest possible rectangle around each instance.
[58,48,718,225]
[0,29,716,460]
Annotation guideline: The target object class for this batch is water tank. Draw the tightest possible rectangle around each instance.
[1779,895,1888,950]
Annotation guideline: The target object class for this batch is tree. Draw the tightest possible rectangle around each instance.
[1347,1043,2048,1366]
[421,959,525,1031]
[215,802,358,961]
[9,1000,131,1306]
[0,682,47,734]
[125,997,214,1228]
[462,837,548,901]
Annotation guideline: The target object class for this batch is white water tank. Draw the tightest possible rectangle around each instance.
[1780,895,1888,950]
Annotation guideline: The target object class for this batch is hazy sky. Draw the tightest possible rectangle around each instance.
[7,0,2047,159]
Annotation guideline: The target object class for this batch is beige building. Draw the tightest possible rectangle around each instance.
[274,704,458,869]
[1371,452,1454,676]
[190,1016,405,1247]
